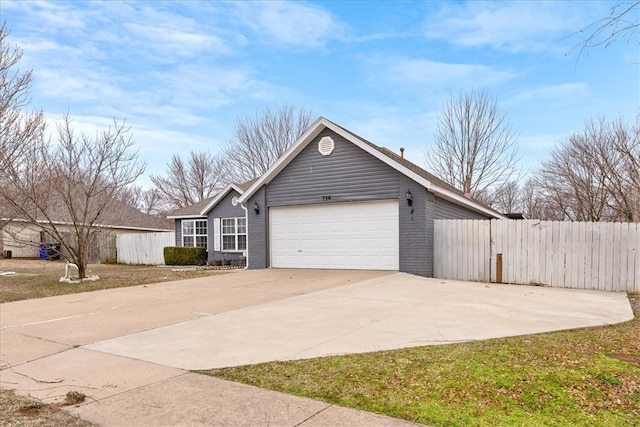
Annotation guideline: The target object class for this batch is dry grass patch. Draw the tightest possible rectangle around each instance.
[0,389,92,427]
[204,296,640,426]
[0,259,230,303]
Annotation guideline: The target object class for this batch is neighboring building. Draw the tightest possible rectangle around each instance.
[167,181,255,266]
[1,201,172,262]
[171,117,506,276]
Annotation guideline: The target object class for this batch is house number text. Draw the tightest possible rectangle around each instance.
[322,195,332,202]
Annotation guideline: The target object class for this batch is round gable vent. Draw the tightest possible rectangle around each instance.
[318,136,335,156]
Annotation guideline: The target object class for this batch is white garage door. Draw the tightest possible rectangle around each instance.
[270,200,399,270]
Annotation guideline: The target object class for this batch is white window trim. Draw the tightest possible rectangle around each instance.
[182,219,208,249]
[213,218,221,251]
[221,217,247,252]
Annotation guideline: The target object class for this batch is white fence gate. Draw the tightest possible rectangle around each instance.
[117,232,175,265]
[434,219,640,293]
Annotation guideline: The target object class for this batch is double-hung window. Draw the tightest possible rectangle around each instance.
[221,217,246,251]
[182,219,207,249]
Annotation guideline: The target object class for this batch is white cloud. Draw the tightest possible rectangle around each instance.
[123,23,232,60]
[393,58,515,86]
[34,67,124,103]
[507,82,591,104]
[4,0,92,33]
[232,1,346,48]
[151,63,260,109]
[424,1,601,54]
[43,113,129,149]
[364,56,516,93]
[504,82,594,130]
[8,1,277,137]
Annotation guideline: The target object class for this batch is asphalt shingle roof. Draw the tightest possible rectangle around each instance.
[2,197,172,231]
[169,179,257,217]
[329,119,493,209]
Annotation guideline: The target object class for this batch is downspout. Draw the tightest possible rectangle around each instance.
[240,202,249,270]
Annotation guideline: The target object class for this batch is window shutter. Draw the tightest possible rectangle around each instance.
[213,218,221,251]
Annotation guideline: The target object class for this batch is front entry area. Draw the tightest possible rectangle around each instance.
[269,200,399,270]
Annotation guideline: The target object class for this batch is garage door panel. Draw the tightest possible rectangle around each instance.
[270,200,399,270]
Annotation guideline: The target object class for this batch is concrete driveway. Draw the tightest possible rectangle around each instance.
[0,269,633,426]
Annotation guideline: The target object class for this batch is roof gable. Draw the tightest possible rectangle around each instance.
[196,183,244,217]
[238,117,506,219]
[167,179,257,219]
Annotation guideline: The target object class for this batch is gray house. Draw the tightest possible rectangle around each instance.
[170,117,506,275]
[237,117,506,277]
[167,181,255,265]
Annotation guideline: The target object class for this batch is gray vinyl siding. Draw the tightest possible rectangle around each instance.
[398,175,430,276]
[434,197,490,220]
[246,186,267,269]
[267,129,399,206]
[207,190,247,264]
[425,192,436,276]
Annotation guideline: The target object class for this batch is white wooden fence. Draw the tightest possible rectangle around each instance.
[434,220,640,293]
[116,232,175,265]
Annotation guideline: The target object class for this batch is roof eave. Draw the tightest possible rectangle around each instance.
[428,186,509,219]
[3,218,172,231]
[198,183,244,216]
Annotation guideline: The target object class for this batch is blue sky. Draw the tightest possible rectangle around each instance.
[3,1,639,187]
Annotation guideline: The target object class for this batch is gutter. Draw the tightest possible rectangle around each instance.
[240,202,249,270]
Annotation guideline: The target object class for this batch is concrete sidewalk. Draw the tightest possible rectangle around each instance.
[1,269,633,426]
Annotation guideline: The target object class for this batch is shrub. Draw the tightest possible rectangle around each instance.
[163,246,207,266]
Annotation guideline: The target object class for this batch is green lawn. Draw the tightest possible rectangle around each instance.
[203,296,639,427]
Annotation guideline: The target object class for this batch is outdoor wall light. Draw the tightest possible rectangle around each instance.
[253,201,260,215]
[405,189,413,206]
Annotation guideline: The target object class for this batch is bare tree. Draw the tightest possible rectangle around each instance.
[424,90,521,199]
[533,113,640,222]
[117,185,168,216]
[519,179,562,221]
[484,180,524,214]
[0,22,47,230]
[1,113,146,278]
[141,187,169,216]
[574,1,640,58]
[150,151,226,210]
[222,105,314,182]
[536,140,609,221]
[578,114,640,221]
[625,111,640,220]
